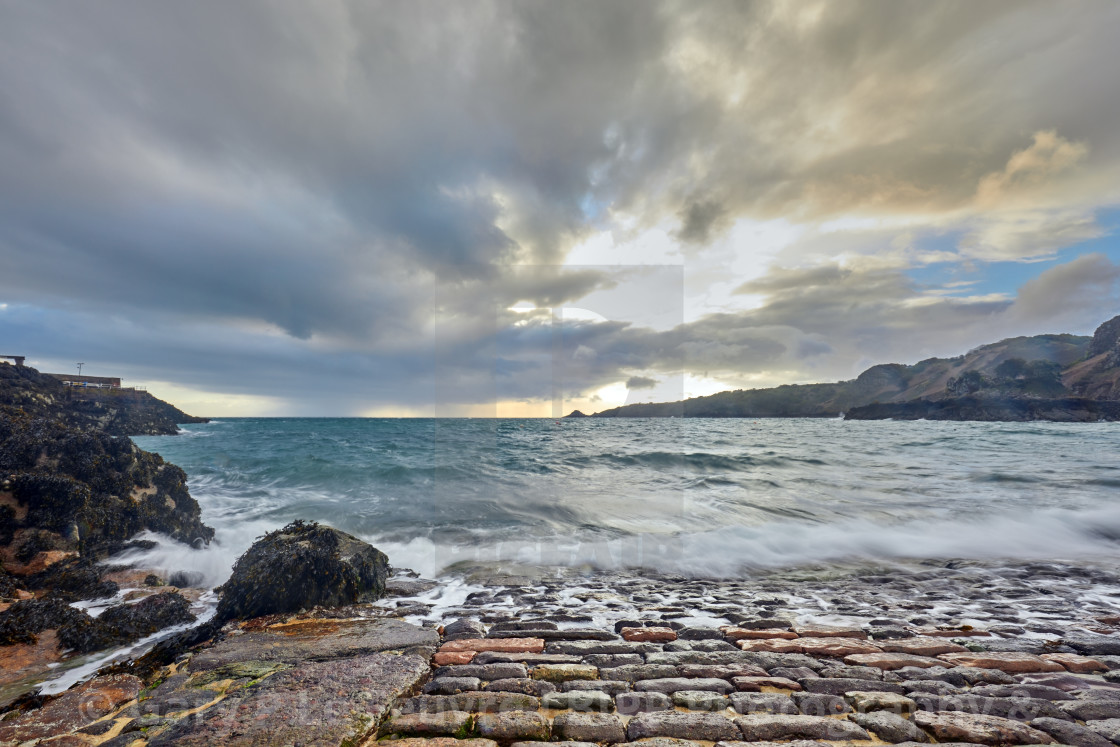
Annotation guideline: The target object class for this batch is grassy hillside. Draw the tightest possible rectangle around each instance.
[588,319,1118,419]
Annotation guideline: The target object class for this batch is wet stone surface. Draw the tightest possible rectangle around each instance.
[372,563,1120,745]
[10,561,1120,745]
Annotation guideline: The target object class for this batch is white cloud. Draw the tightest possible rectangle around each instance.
[976,131,1089,208]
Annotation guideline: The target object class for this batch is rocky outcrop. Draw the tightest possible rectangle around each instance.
[0,362,207,437]
[1089,315,1120,359]
[0,591,194,655]
[215,520,390,622]
[0,609,436,746]
[0,409,214,564]
[1067,315,1120,400]
[1,362,214,699]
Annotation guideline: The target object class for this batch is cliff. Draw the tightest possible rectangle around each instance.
[1,366,215,563]
[1,363,215,677]
[586,315,1120,422]
[0,363,207,436]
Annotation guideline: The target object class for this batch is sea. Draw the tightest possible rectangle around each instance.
[35,416,1120,694]
[124,417,1120,584]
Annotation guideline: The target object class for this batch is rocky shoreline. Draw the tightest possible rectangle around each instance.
[0,361,217,709]
[844,397,1120,422]
[6,547,1120,746]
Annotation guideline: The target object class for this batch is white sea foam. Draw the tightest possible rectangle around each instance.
[351,503,1120,579]
[660,503,1120,576]
[106,520,277,588]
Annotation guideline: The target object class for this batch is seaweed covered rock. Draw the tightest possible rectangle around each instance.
[0,592,195,654]
[95,591,196,644]
[0,598,98,649]
[28,558,119,602]
[0,568,16,600]
[0,409,214,563]
[215,520,389,622]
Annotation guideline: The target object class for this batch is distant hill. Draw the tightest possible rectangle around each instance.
[583,314,1120,421]
[0,362,207,436]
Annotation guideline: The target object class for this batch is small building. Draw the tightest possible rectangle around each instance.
[47,374,122,388]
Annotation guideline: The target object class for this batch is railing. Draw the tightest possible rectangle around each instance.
[61,381,144,391]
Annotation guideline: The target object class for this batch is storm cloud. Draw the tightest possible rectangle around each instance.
[1,1,1119,414]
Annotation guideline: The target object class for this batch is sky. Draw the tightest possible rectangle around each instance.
[2,0,1120,417]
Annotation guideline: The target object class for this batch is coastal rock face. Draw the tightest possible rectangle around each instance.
[1089,315,1120,359]
[215,520,390,622]
[0,410,214,563]
[1066,314,1120,400]
[0,362,207,436]
[0,362,216,707]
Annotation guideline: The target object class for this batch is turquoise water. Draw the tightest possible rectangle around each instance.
[130,417,1120,582]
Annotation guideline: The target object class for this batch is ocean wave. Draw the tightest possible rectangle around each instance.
[370,504,1120,579]
[560,451,824,472]
[972,472,1043,484]
[131,417,1120,583]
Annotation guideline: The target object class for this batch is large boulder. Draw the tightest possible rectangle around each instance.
[215,520,389,622]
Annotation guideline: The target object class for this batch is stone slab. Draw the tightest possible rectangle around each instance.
[188,618,439,671]
[911,711,1053,745]
[1031,717,1115,747]
[880,637,969,656]
[627,711,741,741]
[149,653,428,746]
[938,652,1066,674]
[475,710,550,741]
[852,711,930,743]
[635,677,734,695]
[734,714,871,741]
[400,691,541,714]
[845,653,945,670]
[440,637,545,654]
[552,712,626,742]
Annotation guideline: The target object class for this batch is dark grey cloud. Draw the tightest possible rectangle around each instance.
[0,0,666,341]
[626,376,658,390]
